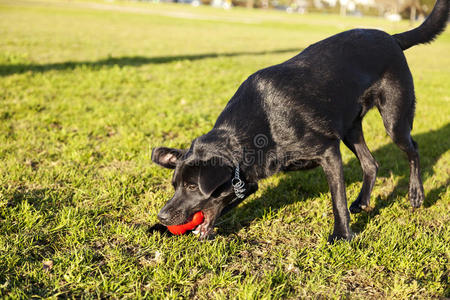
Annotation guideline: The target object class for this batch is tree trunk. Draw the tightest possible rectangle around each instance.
[410,5,417,24]
[340,4,347,16]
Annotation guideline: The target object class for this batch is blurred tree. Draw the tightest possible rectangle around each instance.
[400,0,436,22]
[419,0,437,13]
[374,0,400,14]
[373,0,437,16]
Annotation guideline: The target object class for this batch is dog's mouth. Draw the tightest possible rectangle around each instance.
[161,209,217,238]
[161,198,233,238]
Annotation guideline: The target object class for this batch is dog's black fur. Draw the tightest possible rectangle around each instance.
[152,0,449,241]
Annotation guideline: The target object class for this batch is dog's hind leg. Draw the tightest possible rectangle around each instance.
[320,143,354,242]
[343,120,379,213]
[377,69,424,208]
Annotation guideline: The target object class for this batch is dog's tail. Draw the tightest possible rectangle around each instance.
[392,0,449,50]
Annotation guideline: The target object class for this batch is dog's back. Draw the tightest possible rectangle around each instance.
[217,1,449,144]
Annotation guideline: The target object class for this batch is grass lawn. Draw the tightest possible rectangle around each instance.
[0,0,449,298]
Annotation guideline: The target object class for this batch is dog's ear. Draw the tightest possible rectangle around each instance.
[151,147,186,169]
[198,163,231,197]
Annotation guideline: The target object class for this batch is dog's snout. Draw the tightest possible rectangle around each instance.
[157,210,171,224]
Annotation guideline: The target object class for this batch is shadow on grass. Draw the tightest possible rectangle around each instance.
[217,122,450,236]
[0,48,300,77]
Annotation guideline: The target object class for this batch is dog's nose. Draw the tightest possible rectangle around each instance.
[157,211,171,224]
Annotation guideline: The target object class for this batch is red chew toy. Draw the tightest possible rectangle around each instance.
[167,211,204,235]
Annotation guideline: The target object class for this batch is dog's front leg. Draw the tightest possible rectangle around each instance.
[320,145,354,242]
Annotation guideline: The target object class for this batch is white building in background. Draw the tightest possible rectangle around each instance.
[321,0,376,8]
[353,0,375,6]
[319,0,378,15]
[322,0,337,6]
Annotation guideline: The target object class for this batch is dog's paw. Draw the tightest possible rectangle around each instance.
[349,202,363,214]
[409,182,424,208]
[198,231,216,241]
[196,226,216,240]
[328,231,355,243]
[349,201,372,214]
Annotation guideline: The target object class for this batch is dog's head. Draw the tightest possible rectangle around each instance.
[152,146,252,238]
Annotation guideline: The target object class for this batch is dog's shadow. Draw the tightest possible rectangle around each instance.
[216,122,450,236]
[0,48,300,77]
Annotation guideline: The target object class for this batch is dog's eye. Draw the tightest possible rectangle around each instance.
[184,183,198,191]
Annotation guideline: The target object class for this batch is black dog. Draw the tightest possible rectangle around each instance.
[152,0,449,241]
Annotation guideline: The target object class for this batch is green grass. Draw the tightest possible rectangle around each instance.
[0,0,449,298]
